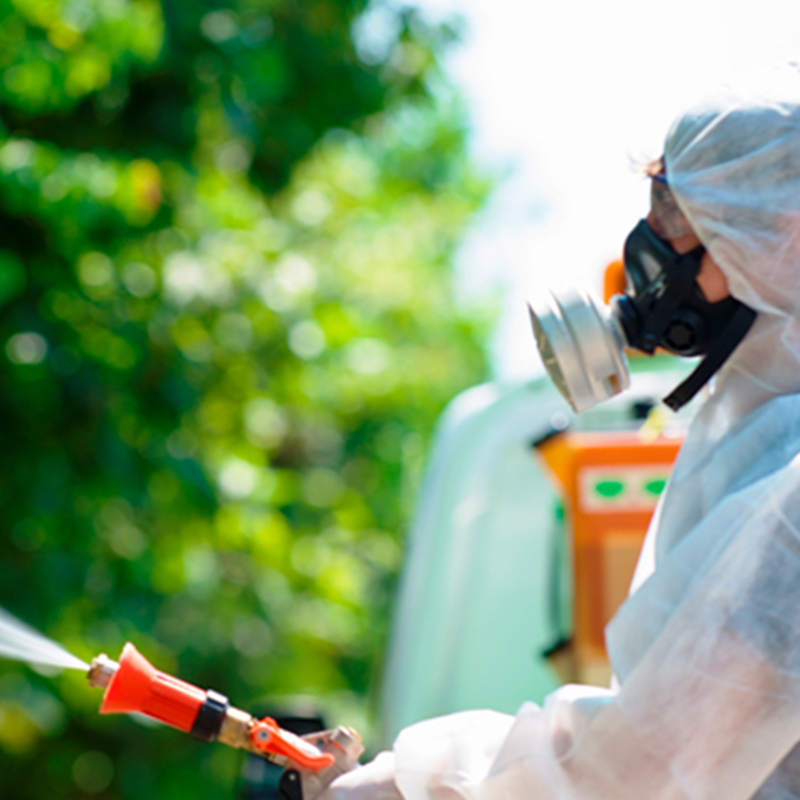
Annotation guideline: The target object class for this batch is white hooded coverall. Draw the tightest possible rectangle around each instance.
[323,67,800,800]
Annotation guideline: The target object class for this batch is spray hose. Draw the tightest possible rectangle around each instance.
[87,643,363,800]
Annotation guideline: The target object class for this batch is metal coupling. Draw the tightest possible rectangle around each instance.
[87,653,120,690]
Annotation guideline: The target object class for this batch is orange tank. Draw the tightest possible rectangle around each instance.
[538,429,681,683]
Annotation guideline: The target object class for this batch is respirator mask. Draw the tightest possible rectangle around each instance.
[529,218,757,413]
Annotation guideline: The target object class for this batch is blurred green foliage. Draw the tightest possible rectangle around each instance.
[0,0,492,797]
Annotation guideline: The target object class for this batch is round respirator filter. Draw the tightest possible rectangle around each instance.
[528,289,631,413]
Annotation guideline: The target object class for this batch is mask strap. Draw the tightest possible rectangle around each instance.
[662,304,757,411]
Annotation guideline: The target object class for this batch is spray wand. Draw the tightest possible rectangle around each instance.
[87,643,363,800]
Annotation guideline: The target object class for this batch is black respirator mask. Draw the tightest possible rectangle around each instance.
[528,219,757,413]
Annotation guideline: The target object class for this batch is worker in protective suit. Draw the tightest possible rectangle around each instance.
[321,67,800,800]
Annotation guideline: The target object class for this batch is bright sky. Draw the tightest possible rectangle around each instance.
[413,0,800,379]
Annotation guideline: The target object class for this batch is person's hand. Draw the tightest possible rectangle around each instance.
[317,751,403,800]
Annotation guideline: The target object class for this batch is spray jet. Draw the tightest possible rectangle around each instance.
[87,643,363,800]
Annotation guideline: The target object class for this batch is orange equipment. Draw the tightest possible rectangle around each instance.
[87,644,362,786]
[602,258,626,304]
[537,429,682,684]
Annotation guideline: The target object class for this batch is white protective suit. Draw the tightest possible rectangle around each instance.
[322,66,800,800]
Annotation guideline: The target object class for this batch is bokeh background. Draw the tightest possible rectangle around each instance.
[0,1,494,797]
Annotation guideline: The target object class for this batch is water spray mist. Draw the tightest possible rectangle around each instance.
[87,643,363,800]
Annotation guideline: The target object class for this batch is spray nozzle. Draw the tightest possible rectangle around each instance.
[85,642,362,799]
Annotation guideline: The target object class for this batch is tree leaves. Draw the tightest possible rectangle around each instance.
[0,1,492,795]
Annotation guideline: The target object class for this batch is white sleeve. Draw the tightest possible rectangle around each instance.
[393,685,688,800]
[393,460,800,800]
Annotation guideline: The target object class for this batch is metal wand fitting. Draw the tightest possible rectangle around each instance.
[87,654,119,690]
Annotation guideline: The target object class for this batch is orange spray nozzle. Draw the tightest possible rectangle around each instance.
[86,643,338,771]
[96,642,207,732]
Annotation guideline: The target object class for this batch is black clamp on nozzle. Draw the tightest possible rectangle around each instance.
[190,689,230,743]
